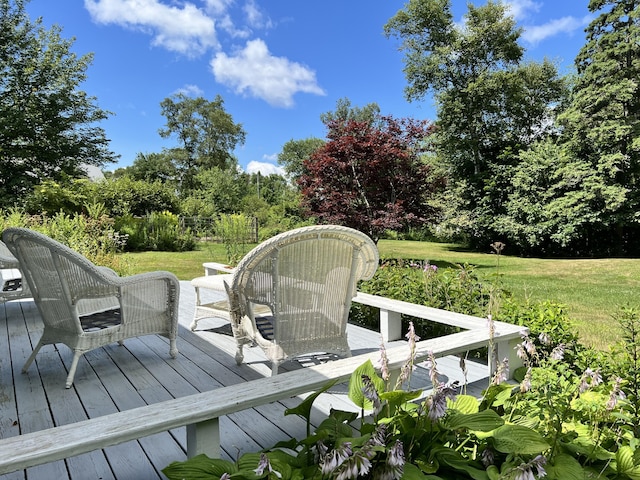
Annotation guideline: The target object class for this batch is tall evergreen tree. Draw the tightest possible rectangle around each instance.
[558,0,640,252]
[0,0,115,207]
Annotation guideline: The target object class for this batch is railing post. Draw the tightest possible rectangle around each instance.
[380,308,402,342]
[491,336,524,381]
[187,419,221,459]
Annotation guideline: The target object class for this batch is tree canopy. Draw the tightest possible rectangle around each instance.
[385,0,567,249]
[158,93,246,194]
[298,115,437,242]
[0,0,115,207]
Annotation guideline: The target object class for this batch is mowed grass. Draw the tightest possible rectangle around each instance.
[123,239,640,349]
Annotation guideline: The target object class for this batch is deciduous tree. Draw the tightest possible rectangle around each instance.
[159,93,245,193]
[298,115,437,242]
[277,137,325,184]
[385,0,566,247]
[0,0,115,207]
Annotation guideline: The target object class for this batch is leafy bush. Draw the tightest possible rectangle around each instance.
[214,213,254,265]
[0,209,130,275]
[353,260,497,339]
[494,298,584,369]
[164,317,640,479]
[115,211,196,252]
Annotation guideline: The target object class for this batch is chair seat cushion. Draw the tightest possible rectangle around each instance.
[80,309,122,332]
[256,316,274,340]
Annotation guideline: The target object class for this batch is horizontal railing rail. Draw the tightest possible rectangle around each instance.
[0,295,526,475]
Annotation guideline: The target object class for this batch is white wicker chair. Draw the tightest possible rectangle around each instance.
[225,225,379,375]
[2,228,180,388]
[0,240,31,302]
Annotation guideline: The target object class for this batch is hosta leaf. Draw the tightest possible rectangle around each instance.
[447,394,480,414]
[348,360,385,410]
[616,446,640,479]
[403,461,444,479]
[285,379,337,420]
[545,453,588,480]
[432,446,489,480]
[492,424,550,455]
[162,454,237,480]
[445,409,504,432]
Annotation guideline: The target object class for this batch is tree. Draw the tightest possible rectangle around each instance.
[556,0,640,253]
[298,115,437,242]
[277,98,380,185]
[158,93,246,193]
[277,137,325,184]
[0,0,116,208]
[319,97,381,128]
[125,152,179,185]
[385,0,566,247]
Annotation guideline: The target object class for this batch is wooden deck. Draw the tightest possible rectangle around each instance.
[0,281,491,480]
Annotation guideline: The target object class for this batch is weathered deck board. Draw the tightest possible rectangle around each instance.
[0,281,491,479]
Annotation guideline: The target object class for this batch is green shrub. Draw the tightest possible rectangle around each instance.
[495,298,584,369]
[354,260,497,339]
[115,211,196,252]
[214,213,254,265]
[0,209,130,275]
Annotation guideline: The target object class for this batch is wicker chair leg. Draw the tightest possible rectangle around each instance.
[234,344,244,365]
[22,339,44,373]
[65,352,83,389]
[169,339,178,359]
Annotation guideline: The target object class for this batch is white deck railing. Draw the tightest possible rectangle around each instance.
[0,294,526,475]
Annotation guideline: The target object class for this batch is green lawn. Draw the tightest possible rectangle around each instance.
[123,239,640,349]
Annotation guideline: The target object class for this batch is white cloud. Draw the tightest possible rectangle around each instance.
[521,15,589,44]
[210,39,326,107]
[174,84,204,96]
[503,0,542,21]
[246,160,284,176]
[84,0,218,56]
[203,0,233,16]
[243,0,273,30]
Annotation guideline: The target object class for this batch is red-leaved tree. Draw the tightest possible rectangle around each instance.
[298,115,437,242]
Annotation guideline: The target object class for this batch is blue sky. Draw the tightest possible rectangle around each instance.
[25,0,592,175]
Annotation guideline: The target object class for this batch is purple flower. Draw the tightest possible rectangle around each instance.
[487,315,496,340]
[427,382,458,422]
[538,332,551,345]
[481,447,495,467]
[254,453,281,478]
[550,344,565,361]
[491,358,509,386]
[405,321,420,347]
[321,442,353,475]
[427,350,440,387]
[520,367,532,393]
[362,374,382,415]
[379,341,390,383]
[515,343,528,361]
[522,335,536,356]
[397,323,420,387]
[423,262,438,273]
[371,424,389,446]
[335,450,372,480]
[514,455,547,480]
[579,368,603,393]
[606,377,626,411]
